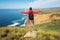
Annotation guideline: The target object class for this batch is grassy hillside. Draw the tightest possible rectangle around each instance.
[0,20,60,40]
[0,9,60,40]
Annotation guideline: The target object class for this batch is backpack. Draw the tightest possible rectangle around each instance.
[29,12,34,20]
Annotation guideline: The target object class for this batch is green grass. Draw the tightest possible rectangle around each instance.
[35,20,60,32]
[53,14,60,17]
[0,20,60,40]
[35,20,60,40]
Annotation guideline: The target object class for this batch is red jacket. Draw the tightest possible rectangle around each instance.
[22,10,40,15]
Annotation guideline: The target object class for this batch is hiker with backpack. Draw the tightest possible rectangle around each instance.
[21,7,41,31]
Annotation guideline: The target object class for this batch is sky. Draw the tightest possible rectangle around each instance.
[0,0,60,9]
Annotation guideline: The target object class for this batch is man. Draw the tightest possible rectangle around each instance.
[22,7,40,25]
[22,7,41,31]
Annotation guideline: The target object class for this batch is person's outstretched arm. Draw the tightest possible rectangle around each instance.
[21,11,29,15]
[33,10,41,14]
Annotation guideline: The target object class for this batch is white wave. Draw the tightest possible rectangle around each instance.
[8,15,28,27]
[12,17,25,23]
[21,17,28,26]
[21,24,25,26]
[20,15,28,26]
[8,22,19,26]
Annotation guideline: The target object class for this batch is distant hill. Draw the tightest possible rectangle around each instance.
[42,7,60,10]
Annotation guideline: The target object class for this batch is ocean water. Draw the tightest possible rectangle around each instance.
[0,9,28,27]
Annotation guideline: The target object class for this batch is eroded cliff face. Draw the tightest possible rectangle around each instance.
[34,14,52,25]
[35,14,60,25]
[25,13,60,26]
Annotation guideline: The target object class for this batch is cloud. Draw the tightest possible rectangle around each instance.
[0,0,60,9]
[25,0,60,8]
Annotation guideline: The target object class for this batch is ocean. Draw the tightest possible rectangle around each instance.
[0,9,28,27]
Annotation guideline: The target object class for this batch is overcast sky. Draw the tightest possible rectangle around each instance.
[0,0,60,9]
